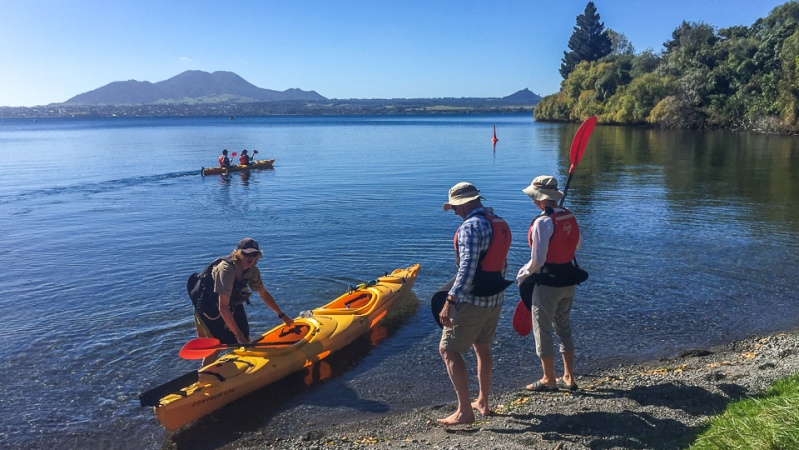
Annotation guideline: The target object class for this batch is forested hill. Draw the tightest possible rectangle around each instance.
[535,1,799,134]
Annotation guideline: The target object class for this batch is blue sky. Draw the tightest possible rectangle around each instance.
[0,0,789,106]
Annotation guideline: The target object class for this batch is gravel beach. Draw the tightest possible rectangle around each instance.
[222,327,799,450]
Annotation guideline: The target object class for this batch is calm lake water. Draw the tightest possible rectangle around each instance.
[1,114,798,449]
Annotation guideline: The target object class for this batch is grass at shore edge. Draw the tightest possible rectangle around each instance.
[690,373,799,449]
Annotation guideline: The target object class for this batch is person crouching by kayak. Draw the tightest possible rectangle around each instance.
[194,238,294,366]
[239,149,253,165]
[218,149,231,168]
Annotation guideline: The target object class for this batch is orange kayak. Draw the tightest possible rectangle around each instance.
[140,263,421,431]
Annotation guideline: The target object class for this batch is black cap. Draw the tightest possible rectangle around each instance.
[237,238,261,255]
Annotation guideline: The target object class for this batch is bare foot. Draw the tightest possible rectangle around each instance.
[471,400,492,416]
[436,410,475,425]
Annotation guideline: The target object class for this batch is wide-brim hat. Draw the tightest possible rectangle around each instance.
[237,237,262,256]
[522,175,564,202]
[443,182,485,211]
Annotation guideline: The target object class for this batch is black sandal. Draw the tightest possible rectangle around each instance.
[556,379,579,391]
[525,380,558,392]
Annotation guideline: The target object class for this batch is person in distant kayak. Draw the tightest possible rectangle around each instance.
[517,176,586,392]
[437,182,513,425]
[194,238,294,366]
[218,149,231,168]
[239,149,253,165]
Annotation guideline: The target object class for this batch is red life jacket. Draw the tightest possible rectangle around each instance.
[453,211,513,296]
[218,155,226,167]
[528,208,579,264]
[239,155,248,165]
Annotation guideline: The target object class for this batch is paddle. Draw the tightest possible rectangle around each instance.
[559,116,596,207]
[512,301,533,336]
[217,152,238,170]
[178,337,300,360]
[512,115,597,336]
[430,278,455,328]
[512,278,536,336]
[236,149,260,165]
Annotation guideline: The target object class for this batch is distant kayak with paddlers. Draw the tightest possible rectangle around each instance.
[201,158,274,176]
[139,263,420,431]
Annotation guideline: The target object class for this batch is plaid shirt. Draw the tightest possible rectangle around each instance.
[449,207,505,308]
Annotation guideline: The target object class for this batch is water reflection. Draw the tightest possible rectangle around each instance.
[546,124,799,373]
[559,126,799,228]
[238,170,251,185]
[216,173,231,186]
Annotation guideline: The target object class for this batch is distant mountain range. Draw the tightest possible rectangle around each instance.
[62,70,540,106]
[64,70,327,105]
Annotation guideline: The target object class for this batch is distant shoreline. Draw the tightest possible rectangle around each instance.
[0,101,535,119]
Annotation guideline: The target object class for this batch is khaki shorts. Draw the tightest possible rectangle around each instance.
[440,302,502,353]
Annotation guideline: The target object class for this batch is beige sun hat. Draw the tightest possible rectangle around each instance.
[522,175,564,202]
[443,182,485,211]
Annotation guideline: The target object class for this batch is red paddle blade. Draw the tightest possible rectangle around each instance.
[183,337,222,350]
[512,300,532,336]
[568,116,597,173]
[231,152,237,158]
[178,338,223,360]
[179,347,218,359]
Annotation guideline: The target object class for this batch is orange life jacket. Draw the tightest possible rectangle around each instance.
[453,212,513,296]
[528,209,579,264]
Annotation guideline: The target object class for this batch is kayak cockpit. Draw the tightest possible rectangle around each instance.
[314,290,377,315]
[236,321,314,357]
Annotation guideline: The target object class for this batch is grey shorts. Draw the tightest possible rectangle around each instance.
[440,302,502,353]
[531,284,576,357]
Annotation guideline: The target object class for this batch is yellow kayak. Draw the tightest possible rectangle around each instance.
[201,159,274,176]
[140,264,420,431]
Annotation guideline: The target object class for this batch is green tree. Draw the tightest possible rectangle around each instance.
[607,29,635,55]
[539,1,799,133]
[560,2,613,79]
[594,54,633,100]
[601,73,674,124]
[630,50,662,78]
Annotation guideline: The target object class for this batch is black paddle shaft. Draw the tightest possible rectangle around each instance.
[559,172,575,207]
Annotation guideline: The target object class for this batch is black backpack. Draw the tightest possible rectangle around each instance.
[187,257,226,310]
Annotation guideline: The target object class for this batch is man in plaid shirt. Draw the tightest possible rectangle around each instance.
[437,182,512,425]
